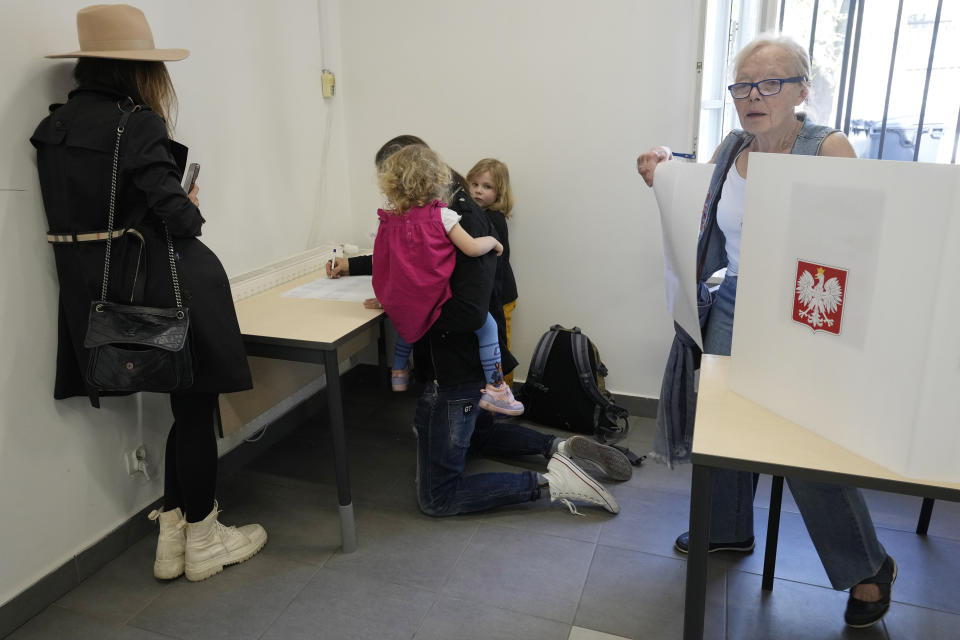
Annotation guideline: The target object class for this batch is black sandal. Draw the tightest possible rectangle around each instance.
[844,555,897,628]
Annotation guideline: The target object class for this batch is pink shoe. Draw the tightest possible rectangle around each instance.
[391,367,409,392]
[478,382,524,416]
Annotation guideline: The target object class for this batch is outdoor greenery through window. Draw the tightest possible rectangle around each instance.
[698,0,959,163]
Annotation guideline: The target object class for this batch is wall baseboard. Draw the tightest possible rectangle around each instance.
[610,392,658,419]
[0,383,329,639]
[0,498,162,638]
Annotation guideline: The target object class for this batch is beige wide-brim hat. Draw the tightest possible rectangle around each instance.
[46,4,188,61]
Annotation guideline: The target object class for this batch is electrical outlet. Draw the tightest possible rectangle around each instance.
[124,445,147,476]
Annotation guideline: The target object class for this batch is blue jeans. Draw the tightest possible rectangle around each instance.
[413,381,550,516]
[702,276,887,589]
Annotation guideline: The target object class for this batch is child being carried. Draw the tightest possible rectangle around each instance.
[372,145,523,416]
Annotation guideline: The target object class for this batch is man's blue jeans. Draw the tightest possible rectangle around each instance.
[413,381,550,516]
[702,276,887,589]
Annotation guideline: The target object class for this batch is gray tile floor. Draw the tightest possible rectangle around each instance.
[9,368,960,639]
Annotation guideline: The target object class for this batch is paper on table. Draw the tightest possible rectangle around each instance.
[652,161,714,350]
[282,275,375,302]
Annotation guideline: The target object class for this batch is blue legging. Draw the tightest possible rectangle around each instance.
[394,312,501,384]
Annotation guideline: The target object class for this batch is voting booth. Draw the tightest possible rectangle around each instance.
[729,153,960,483]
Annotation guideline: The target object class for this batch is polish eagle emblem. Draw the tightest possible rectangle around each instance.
[792,261,847,335]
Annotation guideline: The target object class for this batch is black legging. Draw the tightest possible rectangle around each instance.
[164,392,219,522]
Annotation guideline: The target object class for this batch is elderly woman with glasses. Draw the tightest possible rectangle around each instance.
[636,35,895,629]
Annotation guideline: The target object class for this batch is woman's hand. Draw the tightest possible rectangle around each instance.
[187,183,200,207]
[494,241,504,256]
[636,146,672,187]
[326,256,350,278]
[363,297,382,310]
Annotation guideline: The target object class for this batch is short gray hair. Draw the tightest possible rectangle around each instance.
[734,34,811,81]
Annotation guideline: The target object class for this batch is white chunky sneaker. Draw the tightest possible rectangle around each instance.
[148,507,186,580]
[558,436,633,482]
[544,453,620,515]
[184,502,267,582]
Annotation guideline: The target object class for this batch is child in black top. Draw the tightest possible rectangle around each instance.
[466,158,519,384]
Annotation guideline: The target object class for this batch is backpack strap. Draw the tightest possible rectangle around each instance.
[570,330,618,411]
[569,331,631,442]
[611,444,646,466]
[525,324,563,388]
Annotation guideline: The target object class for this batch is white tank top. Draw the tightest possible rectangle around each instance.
[715,159,746,275]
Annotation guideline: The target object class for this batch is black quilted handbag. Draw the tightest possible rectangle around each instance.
[82,101,193,393]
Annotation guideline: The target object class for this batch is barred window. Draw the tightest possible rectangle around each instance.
[698,0,958,163]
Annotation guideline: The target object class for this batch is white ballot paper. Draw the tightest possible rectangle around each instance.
[282,275,375,302]
[652,161,715,349]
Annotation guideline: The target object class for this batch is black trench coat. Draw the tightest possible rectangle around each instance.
[31,86,252,406]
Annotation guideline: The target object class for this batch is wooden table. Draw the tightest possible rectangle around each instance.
[233,271,384,553]
[683,355,960,639]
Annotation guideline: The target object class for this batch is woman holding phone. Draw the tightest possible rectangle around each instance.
[31,4,266,582]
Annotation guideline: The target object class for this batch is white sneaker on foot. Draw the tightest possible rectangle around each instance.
[148,507,186,580]
[558,436,633,481]
[544,453,620,515]
[184,502,267,582]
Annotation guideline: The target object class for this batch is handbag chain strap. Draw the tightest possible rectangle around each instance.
[100,99,184,311]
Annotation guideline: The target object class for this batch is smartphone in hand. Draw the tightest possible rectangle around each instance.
[182,162,200,193]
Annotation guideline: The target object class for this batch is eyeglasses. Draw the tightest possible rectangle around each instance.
[727,76,806,99]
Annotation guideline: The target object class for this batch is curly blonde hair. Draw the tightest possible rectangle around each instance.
[466,158,514,217]
[377,145,451,214]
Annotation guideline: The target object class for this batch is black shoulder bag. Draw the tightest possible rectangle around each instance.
[83,102,194,393]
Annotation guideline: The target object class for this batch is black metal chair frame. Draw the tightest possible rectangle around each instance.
[759,473,935,591]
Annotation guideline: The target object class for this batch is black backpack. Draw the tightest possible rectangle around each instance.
[519,325,631,445]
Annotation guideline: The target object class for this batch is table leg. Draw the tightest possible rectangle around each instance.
[377,317,389,386]
[684,463,713,640]
[916,497,934,535]
[323,348,356,553]
[762,475,784,591]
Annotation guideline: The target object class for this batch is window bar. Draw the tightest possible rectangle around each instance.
[913,0,943,162]
[834,0,859,131]
[842,0,866,136]
[808,0,820,62]
[779,0,786,32]
[721,1,739,139]
[952,105,959,164]
[877,0,904,160]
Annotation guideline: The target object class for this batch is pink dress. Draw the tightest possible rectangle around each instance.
[372,199,456,343]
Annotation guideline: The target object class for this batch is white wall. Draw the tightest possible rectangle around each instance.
[0,0,348,606]
[2,0,707,608]
[337,0,700,398]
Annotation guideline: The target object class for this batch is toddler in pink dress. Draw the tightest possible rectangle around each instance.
[372,145,523,416]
